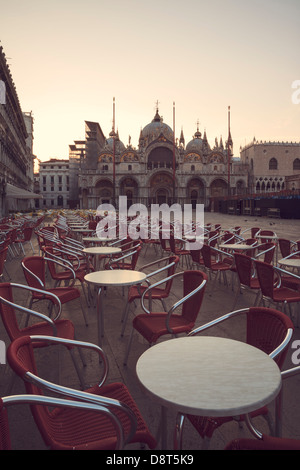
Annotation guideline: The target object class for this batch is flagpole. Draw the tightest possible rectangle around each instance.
[173,101,176,203]
[227,105,231,196]
[113,97,116,204]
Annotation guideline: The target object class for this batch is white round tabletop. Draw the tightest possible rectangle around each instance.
[136,336,281,417]
[84,269,146,287]
[82,237,116,243]
[219,243,256,251]
[83,246,121,256]
[278,258,300,269]
[72,229,94,233]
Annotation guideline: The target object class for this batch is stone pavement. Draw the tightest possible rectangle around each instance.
[0,212,300,450]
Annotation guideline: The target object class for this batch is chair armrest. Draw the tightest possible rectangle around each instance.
[165,277,207,334]
[269,328,294,361]
[141,272,183,313]
[189,307,249,336]
[108,249,136,269]
[283,250,300,260]
[0,283,62,330]
[254,244,275,259]
[44,256,76,284]
[28,335,109,386]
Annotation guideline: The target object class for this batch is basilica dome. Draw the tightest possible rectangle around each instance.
[105,130,126,154]
[141,109,173,142]
[185,129,204,154]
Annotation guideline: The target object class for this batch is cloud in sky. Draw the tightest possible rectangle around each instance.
[1,0,299,161]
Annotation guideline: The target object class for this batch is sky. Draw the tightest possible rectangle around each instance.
[1,0,299,163]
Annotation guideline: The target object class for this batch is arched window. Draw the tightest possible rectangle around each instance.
[293,158,300,170]
[269,158,278,170]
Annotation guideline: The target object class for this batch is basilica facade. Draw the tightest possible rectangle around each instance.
[75,107,249,211]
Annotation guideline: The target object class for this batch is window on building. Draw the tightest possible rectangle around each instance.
[191,165,195,172]
[128,165,132,171]
[42,176,46,184]
[293,158,300,170]
[269,158,278,170]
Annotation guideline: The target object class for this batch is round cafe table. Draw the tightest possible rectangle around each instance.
[278,257,300,272]
[82,246,121,271]
[82,236,117,245]
[219,243,257,252]
[84,269,146,346]
[136,336,281,449]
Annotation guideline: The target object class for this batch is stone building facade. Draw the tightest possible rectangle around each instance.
[75,108,248,211]
[38,158,70,209]
[240,139,300,193]
[0,46,38,217]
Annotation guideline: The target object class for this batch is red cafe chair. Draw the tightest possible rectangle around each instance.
[255,260,300,322]
[225,365,300,450]
[124,270,207,365]
[0,282,86,389]
[174,306,294,450]
[121,255,180,336]
[22,256,88,326]
[6,335,157,450]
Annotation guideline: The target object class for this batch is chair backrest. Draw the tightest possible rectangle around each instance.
[0,397,11,450]
[279,238,291,258]
[22,256,46,289]
[0,283,22,340]
[234,253,253,287]
[168,232,176,254]
[246,307,294,368]
[22,227,33,242]
[251,227,260,238]
[163,255,179,295]
[0,247,8,277]
[208,230,219,247]
[159,230,170,251]
[256,242,276,264]
[201,244,212,268]
[255,260,275,299]
[181,270,208,324]
[130,245,141,270]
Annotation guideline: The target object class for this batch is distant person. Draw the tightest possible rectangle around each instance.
[0,80,6,104]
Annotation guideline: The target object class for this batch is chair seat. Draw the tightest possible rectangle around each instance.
[133,313,195,344]
[187,405,269,439]
[43,382,156,450]
[249,278,260,289]
[210,261,232,271]
[18,320,75,347]
[273,287,300,303]
[33,287,81,304]
[128,285,169,303]
[281,276,300,291]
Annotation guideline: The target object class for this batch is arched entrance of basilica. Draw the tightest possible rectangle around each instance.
[149,172,174,205]
[95,179,114,206]
[210,178,228,197]
[187,178,205,208]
